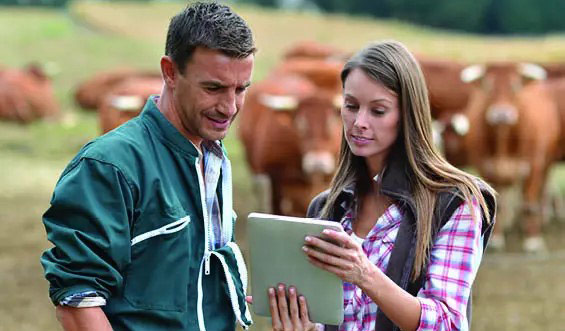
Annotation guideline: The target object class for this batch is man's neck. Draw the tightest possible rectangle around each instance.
[156,90,203,152]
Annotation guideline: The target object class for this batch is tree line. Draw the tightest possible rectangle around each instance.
[245,0,565,35]
[3,0,564,35]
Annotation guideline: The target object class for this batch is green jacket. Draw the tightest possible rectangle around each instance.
[41,98,252,330]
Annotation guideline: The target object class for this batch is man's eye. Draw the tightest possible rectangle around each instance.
[206,86,221,92]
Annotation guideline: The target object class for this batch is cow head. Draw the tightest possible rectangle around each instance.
[461,62,546,127]
[257,89,342,179]
[99,76,163,133]
[461,62,547,185]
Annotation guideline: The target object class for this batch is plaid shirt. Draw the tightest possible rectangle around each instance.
[336,198,483,331]
[201,140,227,250]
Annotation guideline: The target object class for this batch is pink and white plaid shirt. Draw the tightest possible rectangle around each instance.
[335,198,483,331]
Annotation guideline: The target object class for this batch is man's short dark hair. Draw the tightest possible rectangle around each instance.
[165,2,256,73]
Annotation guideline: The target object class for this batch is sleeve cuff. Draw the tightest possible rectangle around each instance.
[416,297,442,331]
[60,290,106,308]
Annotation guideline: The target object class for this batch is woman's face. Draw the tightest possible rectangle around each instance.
[341,68,401,170]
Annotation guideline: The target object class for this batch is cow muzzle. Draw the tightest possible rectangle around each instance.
[482,158,530,185]
[486,104,518,126]
[302,151,336,175]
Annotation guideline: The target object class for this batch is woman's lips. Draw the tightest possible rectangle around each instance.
[350,134,373,145]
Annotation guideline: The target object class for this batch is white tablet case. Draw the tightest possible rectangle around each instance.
[247,212,344,326]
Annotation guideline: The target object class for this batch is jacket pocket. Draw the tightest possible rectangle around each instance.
[123,215,192,312]
[130,216,190,246]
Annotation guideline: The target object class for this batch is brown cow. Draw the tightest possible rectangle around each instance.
[461,62,561,252]
[98,76,163,133]
[417,57,473,167]
[238,73,342,216]
[273,57,344,94]
[75,68,161,111]
[0,64,59,123]
[547,77,565,161]
[542,62,565,80]
[418,57,473,119]
[283,40,348,61]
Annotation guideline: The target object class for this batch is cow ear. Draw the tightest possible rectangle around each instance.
[258,94,298,111]
[26,62,59,80]
[333,94,343,111]
[110,95,145,112]
[518,63,547,82]
[460,64,485,84]
[25,62,48,81]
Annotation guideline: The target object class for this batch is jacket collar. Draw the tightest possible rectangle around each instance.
[141,96,225,159]
[379,144,416,214]
[337,143,417,217]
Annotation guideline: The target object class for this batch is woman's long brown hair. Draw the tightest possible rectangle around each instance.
[320,40,496,280]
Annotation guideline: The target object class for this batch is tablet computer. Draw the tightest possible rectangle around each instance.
[247,212,344,326]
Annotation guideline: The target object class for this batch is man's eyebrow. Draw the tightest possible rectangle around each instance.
[200,81,226,88]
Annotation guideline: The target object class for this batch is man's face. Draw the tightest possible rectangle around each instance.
[172,47,254,145]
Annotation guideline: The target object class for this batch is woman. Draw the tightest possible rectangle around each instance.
[267,40,496,331]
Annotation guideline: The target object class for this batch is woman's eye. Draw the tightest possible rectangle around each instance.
[371,108,386,115]
[343,104,358,111]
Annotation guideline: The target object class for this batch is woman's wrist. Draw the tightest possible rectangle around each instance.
[358,262,382,295]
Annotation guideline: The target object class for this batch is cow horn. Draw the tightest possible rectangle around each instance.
[460,64,485,83]
[110,95,144,111]
[258,94,298,111]
[451,113,470,136]
[518,63,547,81]
[333,94,343,108]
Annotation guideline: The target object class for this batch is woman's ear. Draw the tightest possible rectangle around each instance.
[160,56,176,88]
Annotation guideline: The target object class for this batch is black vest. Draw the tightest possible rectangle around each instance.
[306,159,496,331]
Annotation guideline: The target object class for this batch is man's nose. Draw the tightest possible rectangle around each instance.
[220,90,237,116]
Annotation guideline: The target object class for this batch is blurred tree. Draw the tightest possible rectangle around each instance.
[0,0,68,6]
[235,0,565,35]
[481,0,502,34]
[497,0,544,34]
[255,0,278,7]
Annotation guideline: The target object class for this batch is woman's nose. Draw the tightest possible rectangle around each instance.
[353,109,369,129]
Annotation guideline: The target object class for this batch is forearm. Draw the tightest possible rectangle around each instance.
[56,306,113,331]
[359,265,421,331]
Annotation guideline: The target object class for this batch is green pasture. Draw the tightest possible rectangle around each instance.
[1,2,564,330]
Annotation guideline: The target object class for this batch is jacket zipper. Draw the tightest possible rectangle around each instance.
[209,251,251,329]
[195,156,212,275]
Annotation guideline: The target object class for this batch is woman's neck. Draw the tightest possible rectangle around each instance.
[365,152,388,179]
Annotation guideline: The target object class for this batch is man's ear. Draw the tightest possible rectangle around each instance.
[161,56,177,88]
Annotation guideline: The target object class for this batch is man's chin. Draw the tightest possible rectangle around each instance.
[203,130,228,142]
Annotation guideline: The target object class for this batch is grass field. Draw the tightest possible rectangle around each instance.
[1,1,565,330]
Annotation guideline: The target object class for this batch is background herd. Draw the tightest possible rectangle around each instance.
[1,2,565,329]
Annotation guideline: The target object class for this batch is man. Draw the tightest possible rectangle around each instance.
[40,2,255,330]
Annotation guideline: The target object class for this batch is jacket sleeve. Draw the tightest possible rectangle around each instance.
[40,157,135,305]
